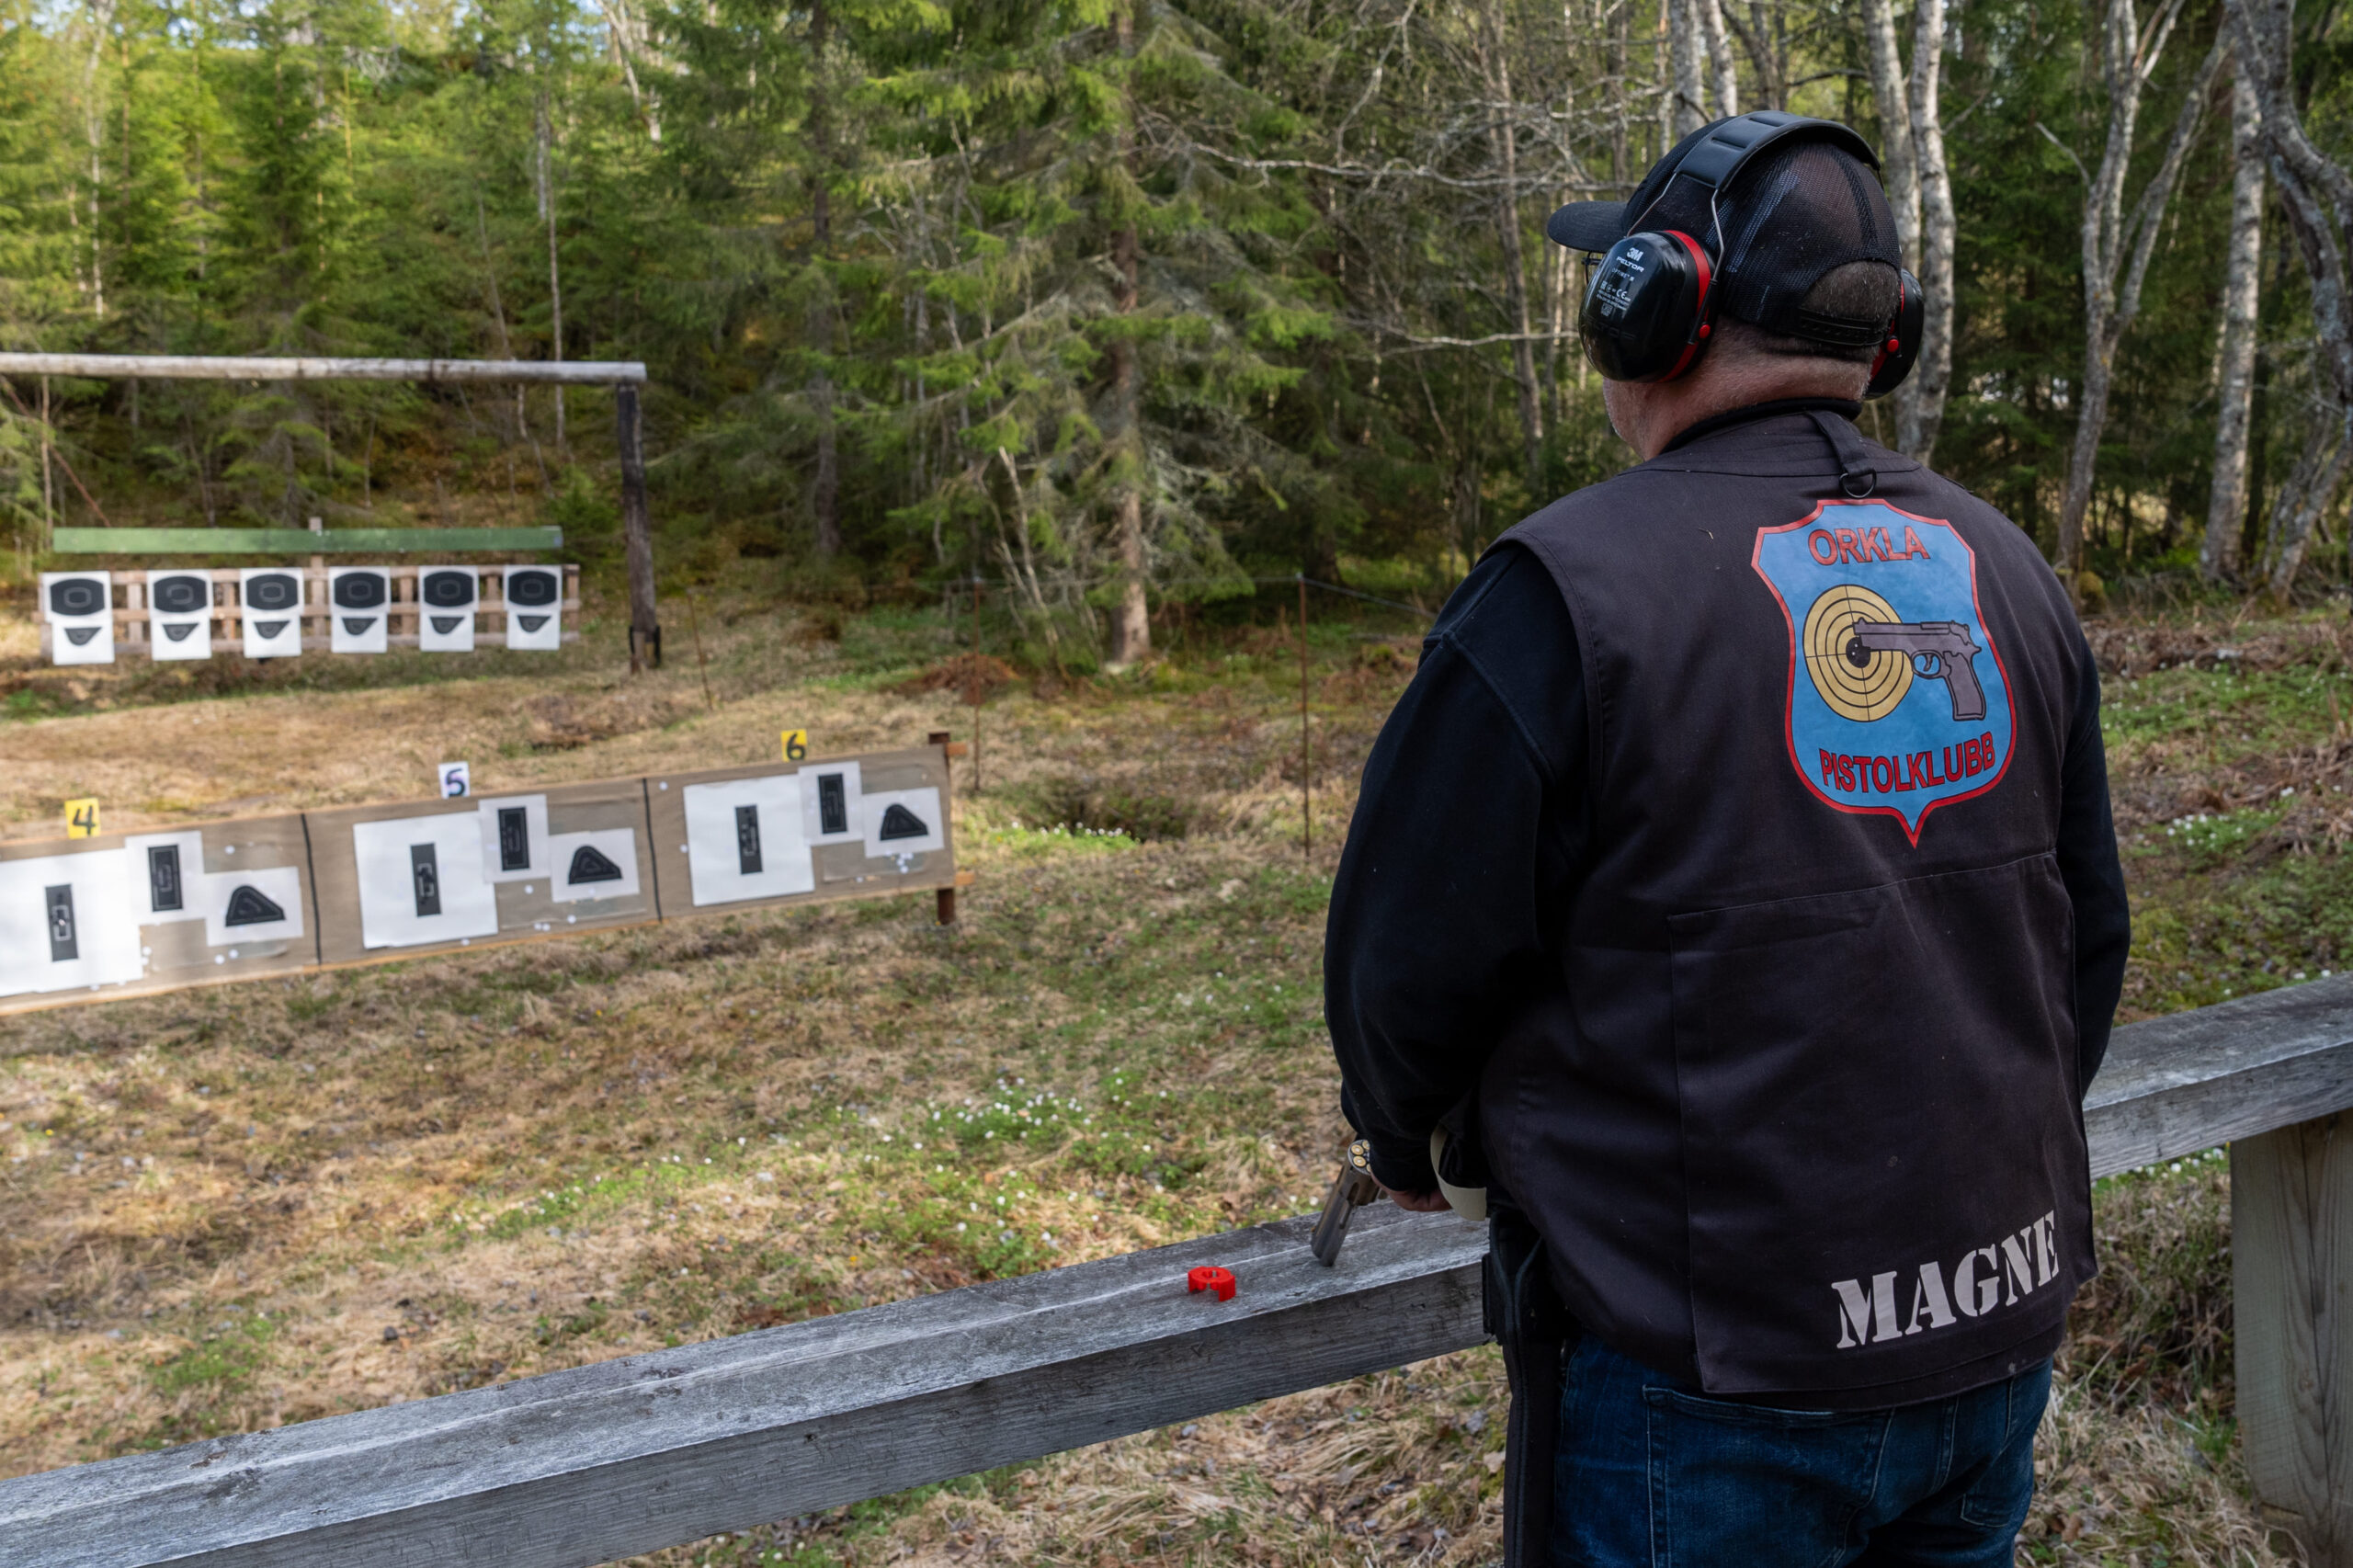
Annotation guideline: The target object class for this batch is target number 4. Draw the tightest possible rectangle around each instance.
[780,729,809,763]
[64,798,100,839]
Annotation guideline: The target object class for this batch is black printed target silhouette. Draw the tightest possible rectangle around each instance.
[152,574,210,615]
[245,573,300,612]
[566,844,625,884]
[1802,585,1914,722]
[334,573,388,609]
[223,884,286,926]
[48,577,105,618]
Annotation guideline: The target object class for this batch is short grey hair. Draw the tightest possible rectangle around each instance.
[1722,262,1900,367]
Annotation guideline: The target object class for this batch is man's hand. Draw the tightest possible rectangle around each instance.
[1384,1184,1453,1213]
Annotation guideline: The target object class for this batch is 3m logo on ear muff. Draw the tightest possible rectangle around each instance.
[1580,230,1715,383]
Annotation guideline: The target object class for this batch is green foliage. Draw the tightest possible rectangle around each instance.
[1,0,2348,599]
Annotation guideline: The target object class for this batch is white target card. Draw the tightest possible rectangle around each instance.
[474,794,551,882]
[145,572,214,662]
[202,863,305,947]
[417,568,478,652]
[504,566,563,651]
[798,761,864,845]
[860,786,946,857]
[351,812,499,949]
[41,572,114,666]
[0,850,142,996]
[329,567,391,654]
[682,774,813,905]
[239,569,305,659]
[121,831,207,924]
[549,828,642,902]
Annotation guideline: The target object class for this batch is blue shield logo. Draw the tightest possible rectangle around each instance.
[1751,501,2015,844]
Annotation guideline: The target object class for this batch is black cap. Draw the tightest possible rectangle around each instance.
[1548,116,1903,346]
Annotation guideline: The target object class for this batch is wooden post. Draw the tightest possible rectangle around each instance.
[2235,1114,2353,1564]
[617,383,659,672]
[930,729,958,925]
[972,574,984,795]
[1298,574,1311,863]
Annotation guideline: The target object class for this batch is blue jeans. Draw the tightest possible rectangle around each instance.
[1553,1336,2051,1568]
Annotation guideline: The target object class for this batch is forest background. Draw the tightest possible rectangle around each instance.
[0,0,2349,665]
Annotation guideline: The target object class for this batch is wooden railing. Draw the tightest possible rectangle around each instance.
[7,978,2353,1568]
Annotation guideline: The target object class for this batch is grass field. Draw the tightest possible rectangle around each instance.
[0,574,2337,1566]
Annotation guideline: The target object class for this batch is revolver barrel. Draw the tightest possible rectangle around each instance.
[1311,1138,1383,1266]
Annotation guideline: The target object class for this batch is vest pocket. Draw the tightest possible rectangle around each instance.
[1666,853,2091,1395]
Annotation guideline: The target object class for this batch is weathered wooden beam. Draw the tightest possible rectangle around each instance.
[0,1206,1486,1568]
[2084,974,2353,1178]
[2234,1115,2353,1566]
[0,354,646,385]
[7,980,2353,1568]
[51,527,564,555]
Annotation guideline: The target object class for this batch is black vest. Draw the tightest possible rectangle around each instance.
[1484,407,2094,1407]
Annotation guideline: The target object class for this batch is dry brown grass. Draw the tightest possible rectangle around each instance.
[0,586,2320,1567]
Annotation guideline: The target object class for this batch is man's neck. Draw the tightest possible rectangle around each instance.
[1607,358,1870,460]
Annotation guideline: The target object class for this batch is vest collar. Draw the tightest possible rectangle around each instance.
[1658,396,1865,456]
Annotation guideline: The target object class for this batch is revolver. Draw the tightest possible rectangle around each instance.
[1847,619,1986,722]
[1311,1139,1381,1266]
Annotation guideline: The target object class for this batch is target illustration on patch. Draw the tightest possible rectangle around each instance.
[1752,501,2015,843]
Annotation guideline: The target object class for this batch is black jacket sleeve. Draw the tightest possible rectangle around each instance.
[2058,633,2131,1089]
[1324,546,1587,1192]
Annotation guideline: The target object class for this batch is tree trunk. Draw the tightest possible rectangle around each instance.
[2220,0,2353,589]
[1697,0,1739,117]
[82,0,115,319]
[2055,6,2211,581]
[807,0,842,558]
[1900,0,1955,461]
[537,89,566,453]
[2204,59,2266,582]
[1859,0,1921,269]
[1106,2,1148,666]
[1666,0,1706,136]
[597,0,661,142]
[2262,403,2352,596]
[1482,0,1544,499]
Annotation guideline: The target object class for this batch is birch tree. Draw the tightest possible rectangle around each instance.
[2200,56,2263,582]
[1860,0,1955,462]
[2221,0,2353,597]
[2047,3,2218,586]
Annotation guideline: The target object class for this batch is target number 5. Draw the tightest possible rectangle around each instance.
[780,729,809,763]
[64,797,100,839]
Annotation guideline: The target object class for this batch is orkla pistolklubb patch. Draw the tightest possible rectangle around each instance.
[1751,500,2016,844]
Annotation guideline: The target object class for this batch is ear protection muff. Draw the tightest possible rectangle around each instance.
[1578,230,1714,383]
[1574,109,1898,386]
[1864,267,1925,400]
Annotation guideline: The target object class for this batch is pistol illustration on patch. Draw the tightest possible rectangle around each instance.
[1847,620,1986,722]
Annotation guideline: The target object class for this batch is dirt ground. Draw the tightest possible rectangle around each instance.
[0,581,2330,1566]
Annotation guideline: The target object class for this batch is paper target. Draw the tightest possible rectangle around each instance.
[1802,584,1915,722]
[351,812,499,948]
[121,831,207,924]
[548,828,642,902]
[0,850,142,996]
[146,572,214,662]
[417,568,479,652]
[682,774,813,905]
[799,762,864,845]
[329,568,392,654]
[239,570,305,659]
[41,572,115,666]
[504,567,563,651]
[474,794,551,882]
[860,787,946,858]
[203,863,304,947]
